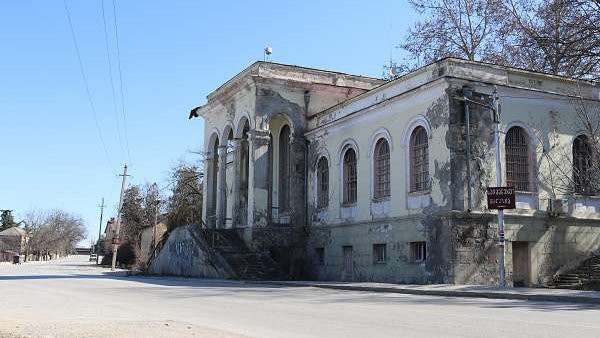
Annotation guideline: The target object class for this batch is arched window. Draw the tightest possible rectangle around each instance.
[317,157,329,208]
[343,148,357,204]
[505,126,530,192]
[573,135,592,194]
[410,126,429,192]
[279,125,291,212]
[374,138,390,199]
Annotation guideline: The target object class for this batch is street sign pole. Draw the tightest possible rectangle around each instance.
[493,88,506,288]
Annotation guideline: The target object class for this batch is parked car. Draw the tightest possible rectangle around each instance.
[89,253,97,262]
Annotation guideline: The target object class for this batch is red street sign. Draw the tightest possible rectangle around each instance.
[487,187,515,209]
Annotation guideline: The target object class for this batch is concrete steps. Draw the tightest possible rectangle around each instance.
[551,254,600,290]
[202,229,283,280]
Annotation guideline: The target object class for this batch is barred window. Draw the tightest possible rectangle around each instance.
[373,243,387,264]
[317,157,329,208]
[410,241,427,263]
[505,127,530,192]
[343,148,357,205]
[573,135,592,194]
[374,139,391,199]
[410,127,430,192]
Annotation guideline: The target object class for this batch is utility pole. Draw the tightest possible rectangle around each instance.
[111,164,129,271]
[97,198,105,264]
[493,87,506,288]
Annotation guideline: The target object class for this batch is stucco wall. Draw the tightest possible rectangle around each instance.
[148,225,233,278]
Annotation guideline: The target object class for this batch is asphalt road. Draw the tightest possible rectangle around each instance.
[1,256,600,338]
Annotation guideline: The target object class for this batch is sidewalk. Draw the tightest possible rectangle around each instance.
[254,280,600,305]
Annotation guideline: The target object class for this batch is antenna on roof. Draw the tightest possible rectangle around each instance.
[264,46,272,62]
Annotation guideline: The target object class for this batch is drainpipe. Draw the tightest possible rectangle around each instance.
[463,86,473,212]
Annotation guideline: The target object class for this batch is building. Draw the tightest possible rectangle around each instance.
[138,217,168,265]
[190,58,600,286]
[103,218,118,254]
[0,227,28,261]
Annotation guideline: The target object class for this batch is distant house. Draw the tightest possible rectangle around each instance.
[0,227,27,261]
[103,218,118,254]
[139,217,168,266]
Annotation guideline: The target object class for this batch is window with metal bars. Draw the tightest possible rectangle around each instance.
[573,135,593,194]
[410,127,430,192]
[316,157,329,208]
[505,127,530,192]
[343,148,357,205]
[374,138,390,199]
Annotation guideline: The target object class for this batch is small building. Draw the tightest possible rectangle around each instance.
[0,227,27,262]
[139,217,168,265]
[191,58,600,286]
[103,218,118,254]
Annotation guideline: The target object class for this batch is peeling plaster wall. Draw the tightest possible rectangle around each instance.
[446,75,600,285]
[195,59,600,285]
[305,75,454,283]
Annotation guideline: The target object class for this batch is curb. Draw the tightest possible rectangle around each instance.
[253,281,600,305]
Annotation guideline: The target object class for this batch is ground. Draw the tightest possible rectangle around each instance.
[1,256,600,338]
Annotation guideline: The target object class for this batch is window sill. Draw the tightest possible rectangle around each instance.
[341,203,357,208]
[372,197,390,203]
[373,261,387,265]
[408,189,431,196]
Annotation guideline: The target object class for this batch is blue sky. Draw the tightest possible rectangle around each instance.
[0,0,414,243]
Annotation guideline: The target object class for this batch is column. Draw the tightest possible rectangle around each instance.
[289,132,307,227]
[216,145,227,229]
[202,155,214,227]
[249,129,271,227]
[230,138,242,227]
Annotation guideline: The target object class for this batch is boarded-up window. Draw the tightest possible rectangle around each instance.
[279,125,291,212]
[505,126,530,192]
[317,157,329,208]
[410,127,429,192]
[573,135,592,194]
[374,139,390,199]
[343,148,358,205]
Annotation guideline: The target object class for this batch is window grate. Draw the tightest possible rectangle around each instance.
[343,149,357,204]
[410,241,426,263]
[317,157,329,208]
[374,139,391,199]
[573,135,593,194]
[505,127,530,192]
[410,127,430,192]
[373,243,387,263]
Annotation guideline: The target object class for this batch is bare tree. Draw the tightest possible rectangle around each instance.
[530,92,600,199]
[23,209,86,260]
[399,0,503,70]
[399,0,600,80]
[166,152,204,228]
[500,0,600,80]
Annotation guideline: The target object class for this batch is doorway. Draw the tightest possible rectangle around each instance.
[343,246,353,279]
[512,241,530,287]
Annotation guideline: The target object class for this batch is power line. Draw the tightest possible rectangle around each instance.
[112,0,132,164]
[63,0,113,168]
[101,0,125,160]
